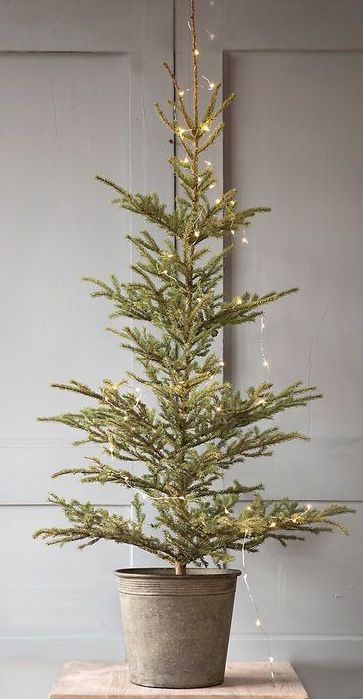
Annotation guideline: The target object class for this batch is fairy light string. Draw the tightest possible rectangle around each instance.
[242,530,275,684]
[260,313,271,374]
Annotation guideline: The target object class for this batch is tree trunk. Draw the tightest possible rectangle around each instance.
[174,562,187,575]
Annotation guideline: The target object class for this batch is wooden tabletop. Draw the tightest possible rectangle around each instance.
[50,661,308,699]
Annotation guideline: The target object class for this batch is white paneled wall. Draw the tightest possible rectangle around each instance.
[1,2,363,699]
[0,2,173,698]
[175,2,363,698]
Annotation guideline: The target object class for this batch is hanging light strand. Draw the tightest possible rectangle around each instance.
[241,530,275,684]
[260,313,271,374]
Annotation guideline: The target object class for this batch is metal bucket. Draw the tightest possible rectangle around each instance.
[115,567,241,688]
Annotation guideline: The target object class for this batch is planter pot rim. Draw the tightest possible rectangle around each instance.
[115,567,241,578]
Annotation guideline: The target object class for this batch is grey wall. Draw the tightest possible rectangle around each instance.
[214,3,363,698]
[0,2,174,698]
[1,2,363,699]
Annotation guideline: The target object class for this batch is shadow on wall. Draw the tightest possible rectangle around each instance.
[295,662,363,699]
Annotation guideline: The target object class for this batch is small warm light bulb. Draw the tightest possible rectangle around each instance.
[123,415,128,421]
[263,359,269,368]
[198,176,202,183]
[261,317,265,330]
[236,297,242,305]
[178,127,185,137]
[209,183,216,189]
[246,505,252,511]
[224,507,230,515]
[194,230,200,238]
[215,198,221,205]
[201,123,210,132]
[306,504,312,511]
[219,360,225,367]
[230,199,236,206]
[269,657,274,664]
[194,48,199,56]
[205,160,212,167]
[209,82,215,90]
[256,398,266,406]
[209,32,215,40]
[231,229,235,235]
[178,89,185,96]
[184,156,189,163]
[270,521,277,528]
[242,236,249,245]
[216,406,222,412]
[179,495,185,501]
[256,619,261,627]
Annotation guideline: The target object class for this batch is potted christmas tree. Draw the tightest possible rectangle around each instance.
[34,0,352,690]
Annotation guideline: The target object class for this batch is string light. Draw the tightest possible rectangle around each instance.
[201,123,210,132]
[241,531,275,684]
[209,183,216,189]
[193,48,200,56]
[231,229,235,236]
[184,156,189,164]
[202,75,216,91]
[242,235,249,245]
[205,160,212,167]
[260,313,270,374]
[178,90,185,96]
[194,230,200,238]
[215,198,221,205]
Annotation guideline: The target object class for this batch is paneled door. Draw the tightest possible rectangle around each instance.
[175,2,363,698]
[0,2,173,697]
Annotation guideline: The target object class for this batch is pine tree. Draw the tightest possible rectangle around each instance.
[34,0,352,575]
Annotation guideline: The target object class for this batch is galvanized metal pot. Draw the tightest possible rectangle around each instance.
[115,567,241,689]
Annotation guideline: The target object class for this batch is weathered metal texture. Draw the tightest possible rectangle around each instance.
[115,568,241,689]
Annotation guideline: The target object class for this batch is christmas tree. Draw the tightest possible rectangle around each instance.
[34,0,352,575]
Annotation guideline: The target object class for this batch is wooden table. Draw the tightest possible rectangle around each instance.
[50,661,308,698]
